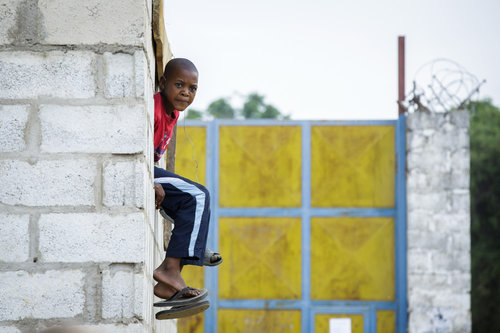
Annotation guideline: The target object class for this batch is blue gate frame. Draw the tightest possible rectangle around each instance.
[179,115,407,332]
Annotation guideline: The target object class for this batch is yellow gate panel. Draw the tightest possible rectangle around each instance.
[181,264,204,295]
[311,126,395,207]
[219,126,302,207]
[315,314,363,333]
[218,309,301,333]
[311,217,395,301]
[174,126,207,185]
[377,310,396,333]
[178,312,204,333]
[219,218,302,299]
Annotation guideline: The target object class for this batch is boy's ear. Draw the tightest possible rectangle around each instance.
[159,75,166,91]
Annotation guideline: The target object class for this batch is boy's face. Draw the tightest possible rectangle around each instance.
[159,66,198,112]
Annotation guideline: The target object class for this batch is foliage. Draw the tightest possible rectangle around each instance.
[187,93,289,120]
[207,98,235,119]
[185,108,203,120]
[469,99,500,333]
[242,93,289,119]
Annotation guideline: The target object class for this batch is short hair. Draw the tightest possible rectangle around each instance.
[163,58,198,79]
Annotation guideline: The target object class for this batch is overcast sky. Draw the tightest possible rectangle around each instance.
[164,0,500,120]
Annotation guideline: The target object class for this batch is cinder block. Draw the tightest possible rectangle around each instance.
[39,213,145,263]
[451,148,470,172]
[0,214,30,262]
[0,105,29,152]
[102,267,143,319]
[409,307,453,333]
[450,110,470,128]
[0,270,85,320]
[0,0,36,45]
[0,51,95,99]
[451,191,470,214]
[407,209,432,232]
[407,111,447,130]
[409,273,470,295]
[40,104,145,153]
[407,149,451,173]
[407,192,447,213]
[39,0,146,46]
[103,159,144,208]
[134,51,146,98]
[408,250,431,273]
[0,326,21,333]
[431,250,470,273]
[0,160,95,206]
[104,53,135,98]
[0,0,17,42]
[408,230,450,251]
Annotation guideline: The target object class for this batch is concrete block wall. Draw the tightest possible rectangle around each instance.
[406,111,471,333]
[0,0,175,332]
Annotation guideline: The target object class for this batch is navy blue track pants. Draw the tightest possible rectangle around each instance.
[154,166,210,266]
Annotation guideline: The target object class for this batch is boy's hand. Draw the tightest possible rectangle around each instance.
[154,183,165,209]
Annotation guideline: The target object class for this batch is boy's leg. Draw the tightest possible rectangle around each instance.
[152,167,210,299]
[154,166,210,264]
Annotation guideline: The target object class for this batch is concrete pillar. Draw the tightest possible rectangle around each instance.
[0,0,174,332]
[406,110,471,333]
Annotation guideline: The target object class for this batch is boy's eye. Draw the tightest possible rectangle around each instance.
[190,86,197,92]
[175,83,182,88]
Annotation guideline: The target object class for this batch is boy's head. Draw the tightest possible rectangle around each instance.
[159,58,198,113]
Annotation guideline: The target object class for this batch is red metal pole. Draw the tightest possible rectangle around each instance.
[398,36,405,115]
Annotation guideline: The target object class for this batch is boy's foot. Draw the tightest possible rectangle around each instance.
[204,249,223,266]
[154,286,208,307]
[153,258,201,299]
[154,280,201,299]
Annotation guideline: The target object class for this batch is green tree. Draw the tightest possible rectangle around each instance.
[241,93,289,120]
[469,99,500,333]
[207,98,235,119]
[185,108,203,120]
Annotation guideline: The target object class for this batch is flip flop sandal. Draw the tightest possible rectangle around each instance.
[153,287,208,307]
[160,209,223,267]
[155,300,210,320]
[204,249,223,266]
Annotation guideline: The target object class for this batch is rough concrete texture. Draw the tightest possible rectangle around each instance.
[0,0,163,330]
[40,104,145,154]
[102,267,143,320]
[0,104,29,152]
[0,270,85,320]
[104,52,135,98]
[0,326,21,333]
[0,0,45,45]
[103,159,144,208]
[0,0,20,44]
[407,110,471,333]
[0,51,96,99]
[38,213,145,263]
[0,214,30,262]
[39,0,146,46]
[0,159,95,206]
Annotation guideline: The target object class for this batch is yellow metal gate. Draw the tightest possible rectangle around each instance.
[172,118,407,333]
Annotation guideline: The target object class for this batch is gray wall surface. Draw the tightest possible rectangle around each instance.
[406,110,471,333]
[0,0,174,332]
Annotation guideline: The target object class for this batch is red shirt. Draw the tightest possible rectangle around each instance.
[154,92,179,162]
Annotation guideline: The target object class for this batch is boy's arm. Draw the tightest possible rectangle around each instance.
[154,183,165,209]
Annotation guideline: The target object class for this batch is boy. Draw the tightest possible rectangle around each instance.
[152,58,217,318]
